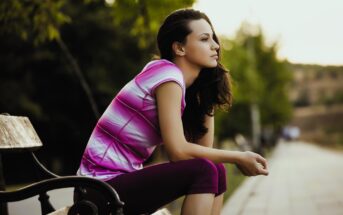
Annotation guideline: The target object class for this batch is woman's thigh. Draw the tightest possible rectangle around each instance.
[106,158,219,215]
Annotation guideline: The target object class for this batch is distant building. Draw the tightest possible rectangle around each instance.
[289,64,343,106]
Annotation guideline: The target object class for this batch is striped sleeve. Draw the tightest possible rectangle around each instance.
[135,60,185,96]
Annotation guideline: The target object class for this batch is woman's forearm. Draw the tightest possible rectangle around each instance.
[172,141,242,164]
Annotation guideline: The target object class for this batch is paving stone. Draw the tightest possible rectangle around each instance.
[221,141,343,215]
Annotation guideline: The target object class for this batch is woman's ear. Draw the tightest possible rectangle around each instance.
[172,41,185,57]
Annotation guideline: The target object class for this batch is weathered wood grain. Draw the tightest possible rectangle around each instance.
[0,115,42,150]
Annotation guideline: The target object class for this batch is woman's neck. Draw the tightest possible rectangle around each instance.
[172,58,201,88]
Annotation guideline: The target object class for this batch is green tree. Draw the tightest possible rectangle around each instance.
[1,0,101,119]
[107,0,194,49]
[217,22,293,146]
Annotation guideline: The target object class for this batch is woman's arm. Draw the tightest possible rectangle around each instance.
[156,81,237,163]
[156,82,268,176]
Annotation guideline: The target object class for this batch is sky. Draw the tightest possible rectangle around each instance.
[193,0,343,66]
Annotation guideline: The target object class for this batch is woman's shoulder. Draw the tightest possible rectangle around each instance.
[137,58,183,78]
[144,58,179,71]
[135,58,185,92]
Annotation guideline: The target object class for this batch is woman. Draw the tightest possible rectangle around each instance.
[76,8,269,215]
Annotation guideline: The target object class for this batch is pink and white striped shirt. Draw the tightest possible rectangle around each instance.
[77,59,186,181]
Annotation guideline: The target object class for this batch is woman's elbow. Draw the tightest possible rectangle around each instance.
[169,154,184,162]
[168,150,192,162]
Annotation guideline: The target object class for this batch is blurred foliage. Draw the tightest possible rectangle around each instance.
[0,0,70,45]
[295,88,311,107]
[106,0,194,48]
[215,22,293,142]
[0,0,194,181]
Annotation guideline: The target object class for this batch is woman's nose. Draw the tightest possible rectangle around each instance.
[212,41,219,50]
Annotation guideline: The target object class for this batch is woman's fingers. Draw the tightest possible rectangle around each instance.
[236,151,270,176]
[256,155,268,170]
[256,160,269,176]
[258,167,269,176]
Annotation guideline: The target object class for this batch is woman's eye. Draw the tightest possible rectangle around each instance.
[201,38,209,41]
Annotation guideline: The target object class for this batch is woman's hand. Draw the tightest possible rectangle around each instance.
[235,151,269,176]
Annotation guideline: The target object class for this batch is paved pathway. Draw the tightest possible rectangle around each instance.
[221,141,343,215]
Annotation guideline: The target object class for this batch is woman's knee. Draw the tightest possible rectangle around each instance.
[193,158,218,178]
[215,163,227,179]
[215,163,227,196]
[186,158,219,194]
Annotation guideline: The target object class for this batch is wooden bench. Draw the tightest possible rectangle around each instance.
[0,114,124,215]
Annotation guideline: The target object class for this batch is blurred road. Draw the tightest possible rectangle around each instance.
[222,140,343,215]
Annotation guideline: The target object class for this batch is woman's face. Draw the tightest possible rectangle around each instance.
[182,19,220,68]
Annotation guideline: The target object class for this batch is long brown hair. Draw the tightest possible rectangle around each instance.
[157,8,233,142]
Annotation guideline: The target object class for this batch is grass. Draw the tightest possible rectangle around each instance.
[222,163,246,203]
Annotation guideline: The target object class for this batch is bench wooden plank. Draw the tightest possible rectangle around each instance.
[0,115,42,150]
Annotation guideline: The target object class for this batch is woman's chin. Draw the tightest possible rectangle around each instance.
[205,62,218,68]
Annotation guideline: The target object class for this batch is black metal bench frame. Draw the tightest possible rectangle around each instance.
[0,114,125,215]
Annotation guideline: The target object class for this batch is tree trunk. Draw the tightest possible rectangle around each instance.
[56,37,100,120]
[251,103,262,155]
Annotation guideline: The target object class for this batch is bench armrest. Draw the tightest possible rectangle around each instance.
[0,176,124,214]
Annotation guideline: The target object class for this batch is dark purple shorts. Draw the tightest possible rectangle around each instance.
[104,158,227,214]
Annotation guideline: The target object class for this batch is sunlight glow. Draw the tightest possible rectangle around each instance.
[194,0,343,65]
